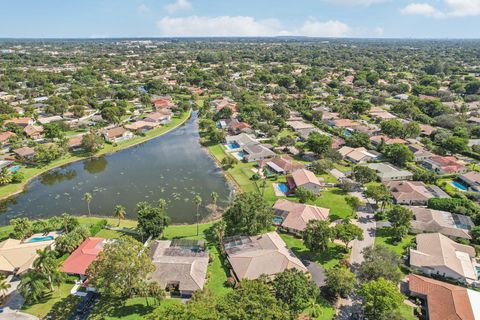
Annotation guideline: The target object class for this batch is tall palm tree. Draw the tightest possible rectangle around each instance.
[210,191,218,215]
[194,194,202,236]
[0,168,12,186]
[18,270,48,303]
[33,249,62,292]
[83,192,92,216]
[114,205,126,227]
[0,276,11,301]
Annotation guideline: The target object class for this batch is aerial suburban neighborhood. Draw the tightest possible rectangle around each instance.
[0,1,479,320]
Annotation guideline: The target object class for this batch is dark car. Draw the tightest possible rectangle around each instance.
[75,291,97,314]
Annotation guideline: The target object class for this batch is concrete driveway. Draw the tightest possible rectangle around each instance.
[303,259,326,287]
[349,211,376,268]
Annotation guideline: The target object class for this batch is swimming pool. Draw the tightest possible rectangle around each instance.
[236,151,245,159]
[272,216,284,225]
[278,183,289,193]
[225,142,240,150]
[9,165,20,173]
[451,180,468,191]
[27,236,54,243]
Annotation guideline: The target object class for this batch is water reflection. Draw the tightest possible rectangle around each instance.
[40,169,77,186]
[83,157,108,175]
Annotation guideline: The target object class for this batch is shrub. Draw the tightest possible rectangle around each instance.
[89,219,107,236]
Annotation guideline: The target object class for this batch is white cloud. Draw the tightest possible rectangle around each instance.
[401,3,445,17]
[328,0,387,5]
[165,0,192,14]
[157,16,287,37]
[446,0,480,16]
[374,27,385,36]
[401,0,480,18]
[157,16,365,38]
[137,4,149,14]
[296,20,351,37]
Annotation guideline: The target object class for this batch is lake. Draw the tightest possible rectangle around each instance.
[0,112,233,224]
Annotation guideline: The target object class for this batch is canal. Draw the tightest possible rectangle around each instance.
[0,112,232,224]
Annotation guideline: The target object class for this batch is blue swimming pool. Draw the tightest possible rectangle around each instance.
[278,183,289,193]
[272,216,284,225]
[27,236,54,243]
[451,181,468,191]
[225,142,240,150]
[476,265,480,277]
[236,151,245,159]
[9,165,20,173]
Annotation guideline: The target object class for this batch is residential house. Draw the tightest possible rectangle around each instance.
[410,207,474,240]
[225,133,257,149]
[338,146,380,164]
[223,232,308,281]
[273,199,329,235]
[369,107,397,121]
[144,110,172,124]
[408,144,434,162]
[407,274,480,320]
[124,120,159,134]
[37,115,63,125]
[212,97,237,113]
[258,155,304,175]
[286,120,314,131]
[23,125,44,140]
[102,127,134,143]
[67,136,84,151]
[297,127,330,141]
[152,96,174,110]
[286,168,322,194]
[61,237,106,276]
[363,162,414,182]
[422,156,468,175]
[4,117,34,128]
[226,119,251,135]
[370,135,407,147]
[242,144,275,162]
[384,181,450,205]
[419,123,436,137]
[327,119,360,129]
[410,233,479,285]
[0,132,15,148]
[0,234,56,275]
[149,239,209,297]
[13,146,35,161]
[458,171,480,192]
[332,137,346,150]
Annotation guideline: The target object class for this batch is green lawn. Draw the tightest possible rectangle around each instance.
[399,303,417,320]
[314,188,352,221]
[21,280,79,319]
[375,227,414,256]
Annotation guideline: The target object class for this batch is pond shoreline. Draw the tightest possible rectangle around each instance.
[0,110,192,202]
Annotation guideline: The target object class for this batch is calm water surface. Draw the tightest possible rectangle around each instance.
[0,112,232,224]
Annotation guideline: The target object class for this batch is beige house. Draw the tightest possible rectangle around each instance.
[385,180,450,205]
[410,207,474,239]
[0,236,55,275]
[410,233,479,285]
[102,127,134,143]
[223,232,307,281]
[149,240,209,298]
[338,146,380,164]
[363,163,413,182]
[273,199,329,235]
[287,168,322,194]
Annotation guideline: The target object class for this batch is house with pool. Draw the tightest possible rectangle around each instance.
[224,133,275,162]
[258,155,304,175]
[286,168,323,195]
[457,171,480,192]
[0,232,59,275]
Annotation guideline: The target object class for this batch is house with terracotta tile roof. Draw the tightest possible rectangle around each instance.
[4,117,34,128]
[23,125,44,140]
[124,120,159,133]
[149,239,209,297]
[422,156,468,175]
[0,131,15,148]
[410,207,474,240]
[384,180,450,205]
[410,233,479,285]
[223,232,308,281]
[67,135,84,151]
[407,274,480,320]
[61,237,106,275]
[13,146,35,160]
[273,199,329,235]
[144,111,172,124]
[287,168,322,194]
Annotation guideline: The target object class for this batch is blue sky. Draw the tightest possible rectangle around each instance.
[0,0,479,38]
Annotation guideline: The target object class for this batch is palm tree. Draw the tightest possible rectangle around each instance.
[0,276,11,301]
[114,205,126,227]
[33,249,62,292]
[194,194,202,236]
[83,192,93,216]
[210,191,218,215]
[18,270,48,303]
[0,168,12,186]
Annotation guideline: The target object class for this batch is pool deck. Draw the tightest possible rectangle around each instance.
[272,183,287,197]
